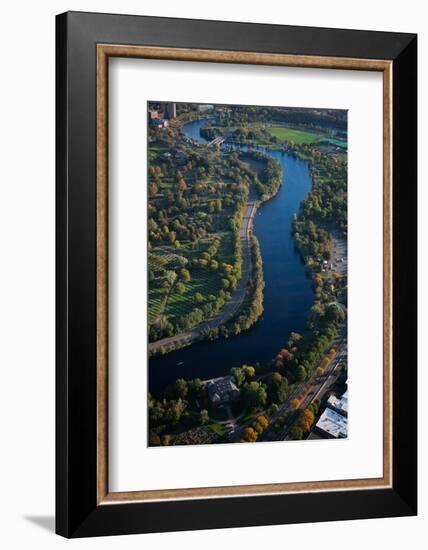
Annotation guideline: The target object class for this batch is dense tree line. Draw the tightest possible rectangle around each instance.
[203,235,265,341]
[211,105,347,132]
[241,150,282,201]
[292,153,347,262]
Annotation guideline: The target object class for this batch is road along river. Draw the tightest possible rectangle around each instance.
[148,119,314,394]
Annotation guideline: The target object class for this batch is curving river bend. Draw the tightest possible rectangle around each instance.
[148,119,313,394]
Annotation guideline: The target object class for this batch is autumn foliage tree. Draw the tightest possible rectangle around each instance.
[178,178,187,192]
[296,408,315,433]
[240,427,258,443]
[254,415,269,433]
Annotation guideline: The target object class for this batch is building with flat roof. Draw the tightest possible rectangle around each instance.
[327,390,348,417]
[314,407,348,439]
[206,376,240,407]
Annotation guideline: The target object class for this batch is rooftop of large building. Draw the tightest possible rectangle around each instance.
[315,407,348,438]
[327,390,348,417]
[206,376,240,405]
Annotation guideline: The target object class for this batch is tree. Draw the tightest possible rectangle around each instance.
[241,381,267,411]
[148,182,158,197]
[195,292,204,303]
[256,415,269,430]
[149,431,161,446]
[268,372,289,403]
[296,365,307,382]
[289,427,303,440]
[162,434,172,446]
[175,282,185,294]
[188,377,203,395]
[278,348,291,361]
[174,378,188,399]
[243,365,256,379]
[221,278,230,289]
[179,268,191,283]
[200,409,209,425]
[321,356,331,369]
[230,367,245,387]
[166,398,187,424]
[241,426,258,442]
[291,398,301,410]
[297,408,315,432]
[287,331,302,350]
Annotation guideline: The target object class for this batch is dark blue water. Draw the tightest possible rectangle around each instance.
[181,118,208,143]
[148,120,314,394]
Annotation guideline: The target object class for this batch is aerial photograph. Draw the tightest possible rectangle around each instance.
[147,101,348,447]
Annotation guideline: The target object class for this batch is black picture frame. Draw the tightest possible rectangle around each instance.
[56,10,417,538]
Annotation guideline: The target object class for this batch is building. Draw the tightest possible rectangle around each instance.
[160,152,172,161]
[198,104,214,113]
[327,390,348,417]
[206,376,240,407]
[314,407,348,438]
[165,102,177,119]
[152,118,169,129]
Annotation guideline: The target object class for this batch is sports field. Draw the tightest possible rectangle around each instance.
[268,126,320,144]
[268,126,347,149]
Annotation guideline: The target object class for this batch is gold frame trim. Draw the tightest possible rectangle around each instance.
[96,44,393,505]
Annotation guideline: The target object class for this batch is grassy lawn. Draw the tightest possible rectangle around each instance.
[319,137,347,149]
[150,230,235,322]
[166,270,222,318]
[268,126,320,144]
[209,423,226,436]
[148,288,167,323]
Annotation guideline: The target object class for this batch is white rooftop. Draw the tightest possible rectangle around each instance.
[327,390,348,416]
[315,407,348,438]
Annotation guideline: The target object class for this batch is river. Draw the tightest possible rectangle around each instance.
[148,119,314,394]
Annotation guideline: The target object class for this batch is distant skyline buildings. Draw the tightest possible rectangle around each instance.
[165,102,177,119]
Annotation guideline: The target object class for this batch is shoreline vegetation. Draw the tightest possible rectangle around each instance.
[147,103,348,446]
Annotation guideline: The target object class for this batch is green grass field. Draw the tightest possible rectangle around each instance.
[165,270,222,318]
[209,423,226,436]
[148,231,234,325]
[268,126,320,144]
[319,137,347,149]
[148,288,167,323]
[268,126,347,149]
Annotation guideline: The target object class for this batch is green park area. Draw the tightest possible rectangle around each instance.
[147,134,255,343]
[268,126,320,144]
[268,126,347,149]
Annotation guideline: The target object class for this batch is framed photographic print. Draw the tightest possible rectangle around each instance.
[56,11,417,537]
